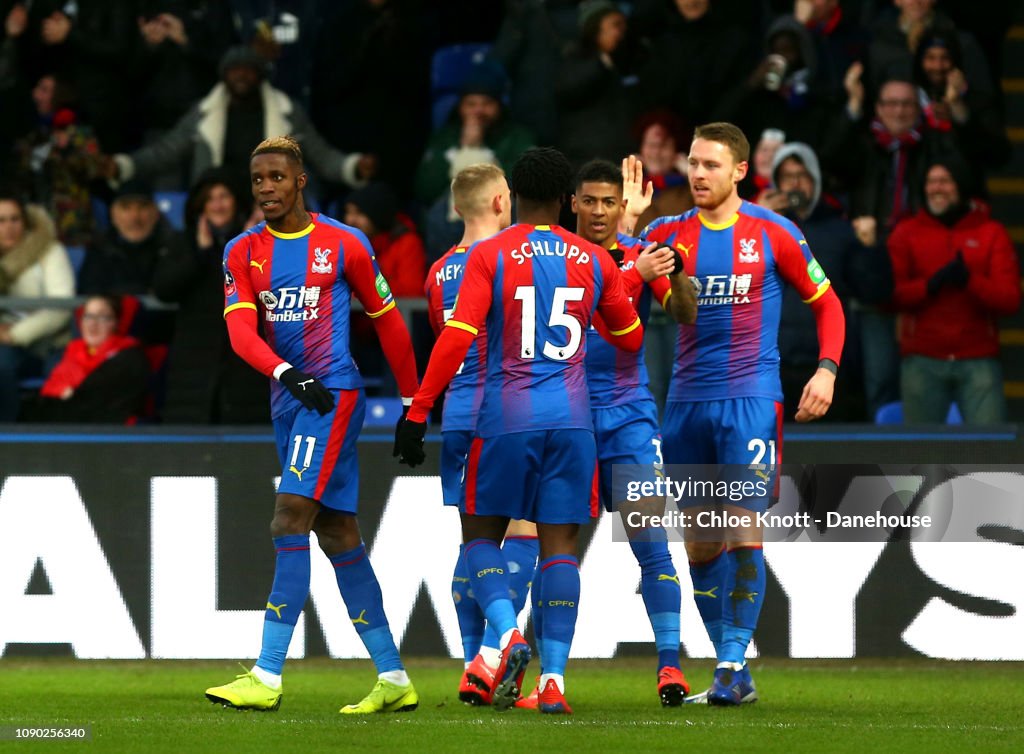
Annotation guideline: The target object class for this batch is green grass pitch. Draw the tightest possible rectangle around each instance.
[1,658,1021,753]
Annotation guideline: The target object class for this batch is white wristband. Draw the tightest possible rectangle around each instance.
[273,362,293,381]
[401,396,413,407]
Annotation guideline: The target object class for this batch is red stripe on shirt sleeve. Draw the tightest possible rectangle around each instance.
[371,306,420,398]
[595,251,644,351]
[407,326,475,422]
[809,286,845,366]
[225,306,285,377]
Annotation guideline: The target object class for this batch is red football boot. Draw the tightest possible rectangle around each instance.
[458,655,495,706]
[657,666,690,707]
[537,678,573,715]
[491,630,531,711]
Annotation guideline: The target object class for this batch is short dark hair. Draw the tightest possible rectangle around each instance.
[87,293,123,323]
[510,147,574,204]
[251,135,304,168]
[575,159,621,191]
[694,122,750,164]
[0,188,30,228]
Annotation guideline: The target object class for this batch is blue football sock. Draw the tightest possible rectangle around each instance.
[331,543,403,674]
[503,535,540,614]
[720,546,767,665]
[689,546,727,656]
[480,536,540,650]
[451,544,484,662]
[256,535,311,675]
[530,558,544,668]
[630,537,681,670]
[464,539,518,637]
[538,555,580,679]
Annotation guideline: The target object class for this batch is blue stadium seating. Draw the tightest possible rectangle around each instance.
[65,245,85,277]
[154,191,188,231]
[92,196,109,231]
[874,401,964,425]
[363,397,404,428]
[430,43,493,129]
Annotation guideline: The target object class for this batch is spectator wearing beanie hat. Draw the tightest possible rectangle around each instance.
[888,154,1020,424]
[17,106,106,247]
[415,59,534,206]
[103,45,376,192]
[910,29,1009,170]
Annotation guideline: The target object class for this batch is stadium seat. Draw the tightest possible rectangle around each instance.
[430,43,493,129]
[92,196,109,230]
[873,401,963,424]
[154,191,188,231]
[65,245,85,277]
[363,397,404,428]
[874,401,902,424]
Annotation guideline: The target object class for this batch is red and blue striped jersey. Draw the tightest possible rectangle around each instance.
[642,202,830,402]
[446,224,639,437]
[425,245,487,432]
[584,234,671,408]
[223,213,396,418]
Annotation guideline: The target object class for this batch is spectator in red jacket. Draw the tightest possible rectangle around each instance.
[888,155,1020,424]
[343,182,426,298]
[343,181,427,393]
[29,294,149,423]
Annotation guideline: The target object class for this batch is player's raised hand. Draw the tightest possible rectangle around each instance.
[620,155,653,234]
[795,367,835,422]
[279,367,335,415]
[395,418,427,467]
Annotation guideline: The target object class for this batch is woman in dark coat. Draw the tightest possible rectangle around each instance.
[153,168,268,423]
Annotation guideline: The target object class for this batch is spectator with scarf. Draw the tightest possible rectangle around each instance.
[819,71,969,418]
[911,29,1009,170]
[28,294,149,423]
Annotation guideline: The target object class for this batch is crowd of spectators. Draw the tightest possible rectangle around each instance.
[0,0,1017,424]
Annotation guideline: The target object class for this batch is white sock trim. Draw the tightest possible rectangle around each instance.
[499,628,516,649]
[539,673,565,694]
[251,665,282,690]
[479,646,501,669]
[715,661,744,672]
[378,669,410,687]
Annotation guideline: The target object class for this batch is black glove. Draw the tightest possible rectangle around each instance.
[948,251,969,288]
[279,367,335,415]
[393,403,410,458]
[395,418,427,467]
[926,253,969,296]
[643,244,685,275]
[668,246,684,275]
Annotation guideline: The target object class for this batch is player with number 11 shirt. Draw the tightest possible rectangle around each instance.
[207,136,420,717]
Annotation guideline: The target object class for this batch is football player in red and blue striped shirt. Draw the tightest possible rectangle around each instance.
[642,122,845,706]
[424,164,540,706]
[572,158,697,707]
[397,147,645,714]
[206,136,420,715]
